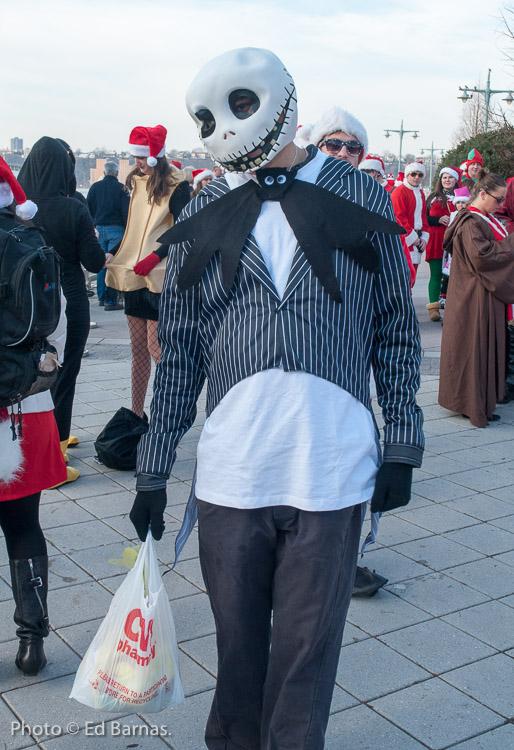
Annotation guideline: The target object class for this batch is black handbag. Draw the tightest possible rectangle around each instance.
[94,407,149,470]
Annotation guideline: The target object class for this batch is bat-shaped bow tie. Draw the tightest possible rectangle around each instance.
[158,165,405,302]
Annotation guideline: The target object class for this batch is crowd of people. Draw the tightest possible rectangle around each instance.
[0,44,513,750]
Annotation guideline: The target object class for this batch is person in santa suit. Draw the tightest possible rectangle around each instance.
[0,158,67,676]
[461,148,484,191]
[391,162,430,282]
[129,48,423,749]
[425,167,460,318]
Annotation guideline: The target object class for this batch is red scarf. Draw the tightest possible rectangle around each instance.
[468,207,512,319]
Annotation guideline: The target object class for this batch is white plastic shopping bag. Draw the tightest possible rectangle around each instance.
[70,535,184,713]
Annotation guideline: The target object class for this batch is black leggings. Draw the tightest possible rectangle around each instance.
[0,493,47,560]
[51,298,90,441]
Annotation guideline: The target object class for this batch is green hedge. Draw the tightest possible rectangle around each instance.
[434,126,514,188]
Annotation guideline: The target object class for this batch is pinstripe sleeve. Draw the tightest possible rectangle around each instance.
[136,235,205,485]
[370,184,424,467]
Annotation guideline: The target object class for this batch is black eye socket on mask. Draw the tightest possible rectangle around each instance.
[228,89,260,119]
[195,108,216,138]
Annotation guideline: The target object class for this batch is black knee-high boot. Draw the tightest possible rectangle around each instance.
[9,556,49,675]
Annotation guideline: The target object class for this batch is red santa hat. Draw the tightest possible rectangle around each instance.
[307,106,368,162]
[394,171,405,187]
[170,160,182,170]
[0,156,37,220]
[128,125,167,167]
[358,155,385,177]
[440,166,460,182]
[404,161,426,178]
[192,168,214,189]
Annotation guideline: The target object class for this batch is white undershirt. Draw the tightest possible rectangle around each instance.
[195,150,378,511]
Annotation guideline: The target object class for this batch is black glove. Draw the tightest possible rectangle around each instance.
[129,489,167,541]
[370,463,413,514]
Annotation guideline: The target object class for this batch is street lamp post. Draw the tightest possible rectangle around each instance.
[384,120,420,173]
[458,68,514,132]
[420,143,444,186]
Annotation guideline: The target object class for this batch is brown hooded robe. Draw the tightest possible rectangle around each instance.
[438,209,514,427]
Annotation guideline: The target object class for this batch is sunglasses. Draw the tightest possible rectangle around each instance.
[484,189,506,205]
[408,172,424,178]
[319,138,364,157]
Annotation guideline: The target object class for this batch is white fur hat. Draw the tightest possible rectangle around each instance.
[308,106,368,157]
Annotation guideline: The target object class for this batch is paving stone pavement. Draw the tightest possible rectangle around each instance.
[1,264,514,749]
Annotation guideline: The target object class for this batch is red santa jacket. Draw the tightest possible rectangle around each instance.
[391,182,430,248]
[426,196,455,261]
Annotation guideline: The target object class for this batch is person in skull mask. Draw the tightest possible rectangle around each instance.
[130,48,424,749]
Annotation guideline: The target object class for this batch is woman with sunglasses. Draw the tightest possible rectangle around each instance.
[425,167,460,320]
[439,171,514,427]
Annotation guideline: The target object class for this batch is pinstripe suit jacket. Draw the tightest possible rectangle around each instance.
[137,154,424,487]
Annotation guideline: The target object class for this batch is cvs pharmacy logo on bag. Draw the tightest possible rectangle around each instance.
[117,608,156,667]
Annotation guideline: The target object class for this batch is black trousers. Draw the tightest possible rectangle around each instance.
[51,298,90,441]
[197,500,363,750]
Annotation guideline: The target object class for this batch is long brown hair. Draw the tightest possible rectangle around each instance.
[125,157,180,204]
[470,170,506,200]
[427,170,457,212]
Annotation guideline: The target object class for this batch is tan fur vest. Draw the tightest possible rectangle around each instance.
[106,174,178,293]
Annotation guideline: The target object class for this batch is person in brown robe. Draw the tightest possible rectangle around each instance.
[439,171,514,427]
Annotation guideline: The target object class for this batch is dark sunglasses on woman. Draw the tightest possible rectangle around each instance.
[319,138,364,157]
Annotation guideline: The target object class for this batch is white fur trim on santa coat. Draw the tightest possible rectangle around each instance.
[401,180,430,245]
[0,419,23,485]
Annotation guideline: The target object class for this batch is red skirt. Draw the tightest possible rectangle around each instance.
[0,411,67,502]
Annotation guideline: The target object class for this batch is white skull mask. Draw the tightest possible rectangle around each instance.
[186,48,298,172]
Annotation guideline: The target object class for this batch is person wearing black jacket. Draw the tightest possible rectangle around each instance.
[87,161,129,309]
[18,137,108,484]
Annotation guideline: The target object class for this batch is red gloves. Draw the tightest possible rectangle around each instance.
[133,252,160,276]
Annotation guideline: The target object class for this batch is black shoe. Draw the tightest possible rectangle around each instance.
[488,413,501,421]
[499,387,514,404]
[104,303,124,311]
[98,300,105,306]
[352,566,388,597]
[87,289,95,298]
[9,557,49,676]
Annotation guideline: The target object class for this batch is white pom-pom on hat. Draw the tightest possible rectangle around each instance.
[128,125,167,166]
[0,156,38,219]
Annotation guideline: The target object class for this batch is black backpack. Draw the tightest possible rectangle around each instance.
[0,225,62,414]
[0,225,61,347]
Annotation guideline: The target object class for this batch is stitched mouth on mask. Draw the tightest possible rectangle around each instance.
[223,86,296,172]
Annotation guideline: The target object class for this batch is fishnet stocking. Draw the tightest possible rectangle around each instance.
[127,316,161,417]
